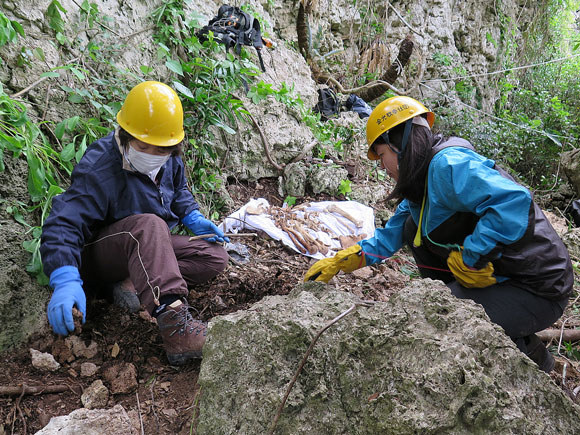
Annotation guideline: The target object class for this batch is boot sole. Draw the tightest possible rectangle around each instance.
[167,350,203,366]
[112,285,141,313]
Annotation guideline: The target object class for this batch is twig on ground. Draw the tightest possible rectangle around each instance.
[149,378,159,434]
[537,328,580,342]
[11,387,27,435]
[0,384,71,396]
[188,385,203,435]
[136,390,145,435]
[557,318,571,356]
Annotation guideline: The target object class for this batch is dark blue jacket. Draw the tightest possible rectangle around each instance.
[40,131,199,276]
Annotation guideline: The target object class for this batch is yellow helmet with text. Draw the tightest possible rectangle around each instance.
[116,81,185,147]
[366,96,435,160]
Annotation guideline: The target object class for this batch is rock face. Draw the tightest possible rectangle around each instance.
[197,281,580,434]
[562,148,580,196]
[0,158,48,350]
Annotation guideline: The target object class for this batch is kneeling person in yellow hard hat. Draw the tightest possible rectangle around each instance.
[41,81,229,365]
[305,95,573,373]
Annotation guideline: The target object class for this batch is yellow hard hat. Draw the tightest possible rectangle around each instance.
[366,96,434,160]
[116,81,185,147]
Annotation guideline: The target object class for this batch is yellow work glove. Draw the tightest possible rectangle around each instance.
[446,250,497,288]
[304,244,366,283]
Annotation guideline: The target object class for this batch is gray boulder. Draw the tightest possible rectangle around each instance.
[562,148,580,196]
[308,165,349,196]
[35,404,136,435]
[197,280,580,434]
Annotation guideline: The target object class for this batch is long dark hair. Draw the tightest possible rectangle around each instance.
[118,127,182,157]
[384,118,439,204]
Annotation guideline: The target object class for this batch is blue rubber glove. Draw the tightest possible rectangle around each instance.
[182,210,229,243]
[47,266,86,336]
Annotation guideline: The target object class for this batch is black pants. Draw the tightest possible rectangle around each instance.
[403,216,568,350]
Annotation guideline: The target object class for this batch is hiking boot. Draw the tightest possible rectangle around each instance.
[525,334,555,373]
[112,281,141,313]
[157,300,207,365]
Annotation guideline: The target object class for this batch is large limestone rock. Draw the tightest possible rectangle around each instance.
[544,210,580,263]
[562,148,580,196]
[197,281,580,434]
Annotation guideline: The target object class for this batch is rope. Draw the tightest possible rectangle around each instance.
[363,251,451,273]
[422,53,580,82]
[84,231,161,305]
[419,82,577,142]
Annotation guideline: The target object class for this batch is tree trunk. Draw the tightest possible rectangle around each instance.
[357,35,414,102]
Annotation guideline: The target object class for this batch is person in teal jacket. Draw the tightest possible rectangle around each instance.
[305,96,573,373]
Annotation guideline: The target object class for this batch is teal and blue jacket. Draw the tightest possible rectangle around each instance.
[360,137,573,301]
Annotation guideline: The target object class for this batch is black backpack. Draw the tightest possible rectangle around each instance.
[313,88,339,121]
[197,5,266,71]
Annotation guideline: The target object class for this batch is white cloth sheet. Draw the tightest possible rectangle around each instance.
[218,198,375,259]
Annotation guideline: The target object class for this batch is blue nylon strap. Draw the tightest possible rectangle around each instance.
[399,119,413,159]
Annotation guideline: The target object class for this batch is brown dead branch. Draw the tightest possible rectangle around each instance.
[358,38,390,78]
[357,35,414,102]
[386,2,423,37]
[301,21,415,103]
[0,384,72,397]
[537,328,580,342]
[10,56,81,99]
[233,95,284,172]
[297,2,310,61]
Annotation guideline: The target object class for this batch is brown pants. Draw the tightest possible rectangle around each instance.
[81,214,229,312]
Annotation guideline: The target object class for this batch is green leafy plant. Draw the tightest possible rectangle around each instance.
[284,195,297,207]
[0,84,86,283]
[562,341,580,360]
[247,81,275,104]
[79,0,100,29]
[434,1,580,189]
[47,0,69,45]
[338,179,352,196]
[0,12,24,51]
[432,52,452,66]
[149,0,263,212]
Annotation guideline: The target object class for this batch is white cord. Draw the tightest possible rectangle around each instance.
[84,231,161,305]
[419,82,576,142]
[423,53,580,82]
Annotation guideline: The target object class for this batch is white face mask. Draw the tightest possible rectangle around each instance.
[124,145,170,176]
